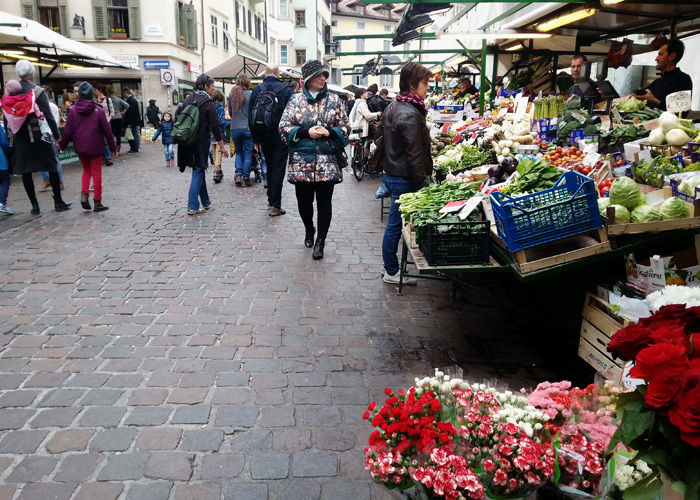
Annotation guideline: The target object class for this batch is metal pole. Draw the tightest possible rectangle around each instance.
[491,47,498,111]
[479,40,487,115]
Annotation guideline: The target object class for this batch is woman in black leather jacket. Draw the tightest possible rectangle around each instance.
[379,62,433,285]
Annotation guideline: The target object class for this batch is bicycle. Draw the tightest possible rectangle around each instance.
[349,127,371,182]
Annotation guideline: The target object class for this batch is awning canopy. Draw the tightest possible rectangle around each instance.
[0,11,134,73]
[207,53,267,81]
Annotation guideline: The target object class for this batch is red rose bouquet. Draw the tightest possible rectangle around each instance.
[607,304,700,500]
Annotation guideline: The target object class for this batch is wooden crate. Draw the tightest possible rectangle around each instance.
[605,186,700,236]
[578,293,628,383]
[491,227,611,274]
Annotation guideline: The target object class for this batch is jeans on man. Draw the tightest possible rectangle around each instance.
[381,174,415,276]
[188,166,210,211]
[259,134,287,209]
[103,137,112,161]
[127,125,141,153]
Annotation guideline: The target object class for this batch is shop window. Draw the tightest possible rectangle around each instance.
[331,68,341,85]
[92,0,140,40]
[383,39,391,52]
[211,14,218,47]
[356,38,364,52]
[38,0,60,32]
[357,22,365,30]
[384,25,392,32]
[380,73,394,88]
[295,10,305,27]
[176,1,197,49]
[295,49,306,66]
[280,45,288,65]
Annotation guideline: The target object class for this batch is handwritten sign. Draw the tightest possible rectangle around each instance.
[459,196,485,220]
[666,90,692,114]
[599,115,611,132]
[583,151,601,167]
[571,110,587,125]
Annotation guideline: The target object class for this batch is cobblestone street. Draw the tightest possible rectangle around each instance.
[0,143,581,500]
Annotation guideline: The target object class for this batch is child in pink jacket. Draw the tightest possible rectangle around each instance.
[58,82,117,212]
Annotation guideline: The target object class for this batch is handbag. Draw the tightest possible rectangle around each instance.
[368,133,385,174]
[125,127,134,141]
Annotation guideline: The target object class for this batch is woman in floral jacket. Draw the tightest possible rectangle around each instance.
[279,60,349,260]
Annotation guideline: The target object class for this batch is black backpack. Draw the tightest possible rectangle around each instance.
[172,95,210,146]
[250,83,287,134]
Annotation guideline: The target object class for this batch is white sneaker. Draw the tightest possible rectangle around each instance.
[382,269,417,286]
[0,204,14,215]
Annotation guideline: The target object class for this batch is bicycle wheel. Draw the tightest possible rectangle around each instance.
[352,142,365,181]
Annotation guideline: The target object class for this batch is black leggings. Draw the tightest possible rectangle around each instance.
[295,183,335,239]
[23,171,63,205]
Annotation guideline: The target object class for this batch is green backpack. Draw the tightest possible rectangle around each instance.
[172,96,211,146]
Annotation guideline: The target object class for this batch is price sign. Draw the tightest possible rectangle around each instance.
[642,118,659,131]
[666,90,692,114]
[458,196,485,220]
[570,110,587,125]
[599,115,611,132]
[583,151,601,167]
[612,106,622,124]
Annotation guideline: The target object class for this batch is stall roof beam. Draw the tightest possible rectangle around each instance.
[436,4,476,35]
[583,11,700,44]
[478,3,532,30]
[336,49,466,56]
[362,0,587,4]
[333,33,437,40]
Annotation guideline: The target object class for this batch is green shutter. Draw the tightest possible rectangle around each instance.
[128,0,141,39]
[92,0,108,39]
[184,5,197,50]
[20,0,37,21]
[58,0,68,36]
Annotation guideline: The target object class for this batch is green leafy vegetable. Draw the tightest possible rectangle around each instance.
[630,204,661,223]
[609,177,644,210]
[500,158,562,196]
[659,197,690,220]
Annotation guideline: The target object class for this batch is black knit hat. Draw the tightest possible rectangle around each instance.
[78,81,94,101]
[301,60,329,85]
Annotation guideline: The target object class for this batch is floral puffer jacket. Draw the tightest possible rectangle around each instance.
[279,86,349,183]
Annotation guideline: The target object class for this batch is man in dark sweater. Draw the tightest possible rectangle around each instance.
[639,39,693,111]
[122,88,143,153]
[249,64,293,216]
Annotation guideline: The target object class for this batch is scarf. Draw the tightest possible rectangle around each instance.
[396,92,427,116]
[230,85,245,114]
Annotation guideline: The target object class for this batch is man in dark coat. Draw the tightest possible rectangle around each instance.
[146,99,161,128]
[249,64,293,216]
[122,88,143,153]
[6,60,71,214]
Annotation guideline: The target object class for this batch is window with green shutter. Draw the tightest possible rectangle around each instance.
[176,1,197,51]
[92,0,108,39]
[127,0,140,39]
[21,0,37,21]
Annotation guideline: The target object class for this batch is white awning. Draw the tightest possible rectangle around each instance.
[206,53,267,80]
[0,11,134,69]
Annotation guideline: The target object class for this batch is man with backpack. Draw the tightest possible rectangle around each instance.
[249,64,293,216]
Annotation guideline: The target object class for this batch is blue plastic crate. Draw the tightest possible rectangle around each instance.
[670,178,700,203]
[489,171,603,252]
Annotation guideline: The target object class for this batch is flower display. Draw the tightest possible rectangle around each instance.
[363,371,637,500]
[607,304,700,500]
[646,285,700,312]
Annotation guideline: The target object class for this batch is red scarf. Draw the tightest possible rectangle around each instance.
[395,92,427,116]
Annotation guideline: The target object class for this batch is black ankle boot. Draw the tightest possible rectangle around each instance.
[312,237,325,260]
[53,196,72,212]
[81,191,91,210]
[31,202,40,215]
[304,227,315,248]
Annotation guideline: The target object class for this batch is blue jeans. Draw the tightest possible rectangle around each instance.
[231,129,253,179]
[0,170,10,206]
[42,144,63,182]
[128,125,140,152]
[188,166,210,211]
[163,143,174,162]
[382,174,415,276]
[103,137,112,160]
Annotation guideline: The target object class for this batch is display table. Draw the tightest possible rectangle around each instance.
[398,226,700,292]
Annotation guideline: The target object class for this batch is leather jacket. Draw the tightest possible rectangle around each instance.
[379,101,432,189]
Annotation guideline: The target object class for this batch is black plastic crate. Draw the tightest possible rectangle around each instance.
[419,220,490,266]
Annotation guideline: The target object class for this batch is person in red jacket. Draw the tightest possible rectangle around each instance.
[58,82,117,212]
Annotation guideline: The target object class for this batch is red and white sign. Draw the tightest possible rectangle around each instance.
[160,68,175,86]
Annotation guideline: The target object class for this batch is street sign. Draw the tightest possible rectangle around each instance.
[144,60,170,69]
[160,68,175,86]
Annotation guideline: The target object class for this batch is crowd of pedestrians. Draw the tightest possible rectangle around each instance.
[1,59,433,271]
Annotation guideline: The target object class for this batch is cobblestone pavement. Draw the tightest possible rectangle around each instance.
[0,143,588,500]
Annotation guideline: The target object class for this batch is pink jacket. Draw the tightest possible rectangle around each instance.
[58,99,117,157]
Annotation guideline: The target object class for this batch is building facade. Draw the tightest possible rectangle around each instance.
[329,0,401,92]
[8,0,267,115]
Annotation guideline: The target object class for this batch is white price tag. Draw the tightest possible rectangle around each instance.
[599,115,611,132]
[638,149,652,162]
[458,196,484,220]
[583,152,601,167]
[514,96,529,119]
[620,361,644,390]
[571,110,587,124]
[666,90,692,114]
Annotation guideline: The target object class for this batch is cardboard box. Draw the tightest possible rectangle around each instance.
[625,236,700,288]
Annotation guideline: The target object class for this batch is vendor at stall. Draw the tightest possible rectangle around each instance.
[638,39,692,111]
[566,55,590,103]
[454,78,477,98]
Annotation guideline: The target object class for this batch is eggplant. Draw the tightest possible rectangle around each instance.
[501,156,518,174]
[488,165,502,178]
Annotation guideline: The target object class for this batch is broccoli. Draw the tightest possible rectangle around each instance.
[565,97,582,111]
[583,123,599,135]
